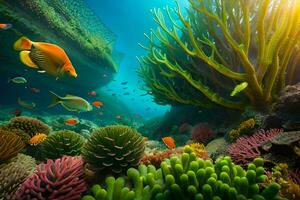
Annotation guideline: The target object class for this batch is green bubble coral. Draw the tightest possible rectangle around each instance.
[82,125,145,175]
[83,146,284,200]
[41,130,85,160]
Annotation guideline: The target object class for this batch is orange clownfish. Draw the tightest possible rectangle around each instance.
[162,136,176,149]
[0,23,12,30]
[29,133,47,146]
[92,101,103,108]
[64,118,79,126]
[13,36,77,79]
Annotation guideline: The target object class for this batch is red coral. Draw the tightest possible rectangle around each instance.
[191,123,214,144]
[228,129,283,166]
[15,156,87,200]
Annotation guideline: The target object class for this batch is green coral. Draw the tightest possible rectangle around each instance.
[82,125,145,175]
[0,154,36,199]
[82,146,284,200]
[41,130,85,160]
[139,0,300,111]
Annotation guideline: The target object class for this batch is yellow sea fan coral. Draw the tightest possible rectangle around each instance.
[185,143,209,160]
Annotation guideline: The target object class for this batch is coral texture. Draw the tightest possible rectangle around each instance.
[191,123,214,144]
[229,118,256,142]
[228,129,283,166]
[7,116,50,137]
[0,126,30,144]
[0,154,36,199]
[82,125,145,174]
[185,143,210,160]
[41,130,85,160]
[83,147,283,200]
[15,156,87,200]
[0,132,25,163]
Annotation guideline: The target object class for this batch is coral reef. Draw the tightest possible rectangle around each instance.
[0,126,30,144]
[41,130,85,160]
[228,118,256,142]
[140,150,175,168]
[83,146,283,200]
[228,129,282,166]
[82,125,145,175]
[0,132,25,163]
[206,137,228,159]
[191,123,214,144]
[138,0,300,111]
[7,116,50,137]
[0,154,36,200]
[16,156,87,200]
[185,143,209,160]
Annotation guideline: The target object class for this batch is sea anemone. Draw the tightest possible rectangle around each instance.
[41,130,85,160]
[15,156,87,200]
[82,125,145,175]
[0,132,25,163]
[0,154,36,199]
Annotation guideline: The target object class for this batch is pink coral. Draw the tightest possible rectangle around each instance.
[191,123,214,144]
[228,129,283,166]
[15,156,87,200]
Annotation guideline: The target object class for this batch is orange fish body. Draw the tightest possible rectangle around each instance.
[92,101,103,108]
[162,137,176,149]
[29,133,47,145]
[13,37,77,79]
[0,23,12,30]
[64,118,79,125]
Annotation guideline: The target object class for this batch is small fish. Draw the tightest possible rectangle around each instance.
[88,91,97,96]
[17,98,36,109]
[64,118,79,125]
[148,91,153,94]
[230,82,248,97]
[0,23,12,30]
[48,91,92,112]
[14,37,77,79]
[37,70,46,73]
[9,77,27,84]
[116,115,124,119]
[92,101,103,108]
[29,133,47,146]
[30,87,40,93]
[11,109,22,117]
[162,137,176,149]
[123,92,130,95]
[121,81,128,85]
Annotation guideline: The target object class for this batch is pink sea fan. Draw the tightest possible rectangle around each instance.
[228,129,283,166]
[191,123,214,144]
[15,156,87,200]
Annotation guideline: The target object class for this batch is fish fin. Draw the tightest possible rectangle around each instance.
[30,47,52,71]
[61,104,78,112]
[48,91,62,108]
[20,51,38,68]
[14,36,32,51]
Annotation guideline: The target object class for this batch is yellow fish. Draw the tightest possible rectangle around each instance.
[230,82,248,97]
[48,91,92,112]
[13,36,77,79]
[29,133,47,146]
[17,97,36,110]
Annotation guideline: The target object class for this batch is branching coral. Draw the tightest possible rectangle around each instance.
[7,116,50,137]
[138,0,300,111]
[0,154,36,199]
[0,132,25,163]
[228,128,283,166]
[82,125,145,175]
[190,123,214,144]
[41,130,85,160]
[15,156,87,200]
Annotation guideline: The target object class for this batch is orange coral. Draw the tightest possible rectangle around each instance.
[29,133,47,146]
[0,133,25,163]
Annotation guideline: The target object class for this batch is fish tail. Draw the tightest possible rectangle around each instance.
[14,36,32,51]
[48,91,62,108]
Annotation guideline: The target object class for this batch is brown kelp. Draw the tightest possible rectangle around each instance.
[139,0,300,111]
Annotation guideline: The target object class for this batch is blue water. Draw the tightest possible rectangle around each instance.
[86,0,188,119]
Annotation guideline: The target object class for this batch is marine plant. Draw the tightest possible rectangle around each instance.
[0,132,25,163]
[82,146,283,200]
[15,156,87,200]
[41,130,85,160]
[228,118,256,142]
[7,116,50,137]
[0,154,36,199]
[138,0,300,111]
[190,123,214,144]
[228,129,283,166]
[82,125,145,175]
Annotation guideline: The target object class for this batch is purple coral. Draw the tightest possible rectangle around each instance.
[228,129,282,166]
[15,156,87,200]
[191,123,214,144]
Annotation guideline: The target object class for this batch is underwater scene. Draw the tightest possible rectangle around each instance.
[0,0,300,199]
